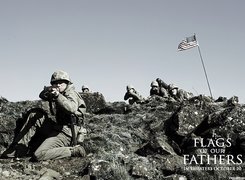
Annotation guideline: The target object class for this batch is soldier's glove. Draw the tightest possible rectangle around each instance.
[50,88,59,98]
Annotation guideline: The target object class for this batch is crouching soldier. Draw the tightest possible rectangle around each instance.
[1,70,87,161]
[124,85,144,105]
[150,80,169,98]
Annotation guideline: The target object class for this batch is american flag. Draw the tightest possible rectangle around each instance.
[178,34,198,51]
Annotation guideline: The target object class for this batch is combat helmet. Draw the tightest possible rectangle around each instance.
[126,85,134,91]
[151,80,159,87]
[50,70,71,84]
[168,84,178,91]
[82,85,89,91]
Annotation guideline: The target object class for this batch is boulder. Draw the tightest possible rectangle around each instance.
[79,92,107,113]
[0,94,245,179]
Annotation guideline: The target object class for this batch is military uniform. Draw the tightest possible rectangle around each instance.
[124,85,143,105]
[1,70,87,161]
[150,80,169,98]
[34,83,86,161]
[168,84,192,102]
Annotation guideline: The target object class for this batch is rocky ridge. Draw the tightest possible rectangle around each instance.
[0,94,245,179]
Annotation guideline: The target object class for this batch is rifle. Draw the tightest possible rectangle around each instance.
[70,114,78,146]
[156,78,168,89]
[39,85,61,116]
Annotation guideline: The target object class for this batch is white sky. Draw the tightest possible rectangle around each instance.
[0,0,245,103]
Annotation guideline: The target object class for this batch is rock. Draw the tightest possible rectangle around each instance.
[131,157,154,179]
[0,94,245,179]
[39,168,61,180]
[96,101,129,114]
[163,174,187,180]
[79,92,107,113]
[135,134,177,156]
[2,170,10,177]
[88,159,131,180]
[0,96,8,103]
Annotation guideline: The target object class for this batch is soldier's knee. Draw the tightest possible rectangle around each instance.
[34,149,47,161]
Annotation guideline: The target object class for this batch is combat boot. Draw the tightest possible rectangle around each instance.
[71,145,86,157]
[1,143,28,159]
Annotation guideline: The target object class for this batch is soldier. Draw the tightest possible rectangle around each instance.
[150,80,168,98]
[82,85,90,93]
[1,70,87,161]
[213,96,238,107]
[168,84,192,102]
[124,85,144,105]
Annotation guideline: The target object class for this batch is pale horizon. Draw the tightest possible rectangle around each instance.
[1,0,245,103]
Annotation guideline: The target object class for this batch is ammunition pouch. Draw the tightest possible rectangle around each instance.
[69,114,86,146]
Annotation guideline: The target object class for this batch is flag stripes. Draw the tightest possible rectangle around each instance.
[178,35,198,51]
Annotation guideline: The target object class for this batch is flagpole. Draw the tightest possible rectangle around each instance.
[197,44,213,99]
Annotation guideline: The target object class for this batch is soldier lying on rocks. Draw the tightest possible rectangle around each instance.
[189,95,239,107]
[214,96,239,107]
[1,70,87,161]
[155,78,193,102]
[167,84,193,102]
[150,80,169,98]
[124,85,144,105]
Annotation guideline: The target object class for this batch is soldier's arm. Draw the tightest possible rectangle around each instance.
[160,87,169,98]
[129,90,142,101]
[56,91,79,114]
[124,92,130,100]
[150,89,154,96]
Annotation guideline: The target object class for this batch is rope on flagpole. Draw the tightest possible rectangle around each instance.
[197,45,213,99]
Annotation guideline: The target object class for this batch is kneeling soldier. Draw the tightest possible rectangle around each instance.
[1,70,87,161]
